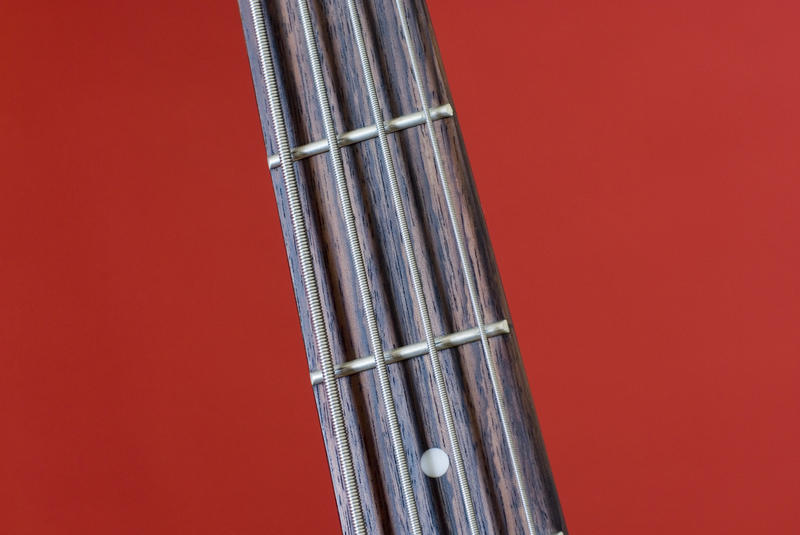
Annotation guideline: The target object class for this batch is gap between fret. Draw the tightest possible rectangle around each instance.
[268,103,454,169]
[309,319,509,385]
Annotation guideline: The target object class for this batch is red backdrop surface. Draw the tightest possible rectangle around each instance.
[1,1,799,533]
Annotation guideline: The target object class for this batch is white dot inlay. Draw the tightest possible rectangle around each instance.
[420,447,450,478]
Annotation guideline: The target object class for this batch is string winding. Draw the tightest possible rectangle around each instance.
[244,1,367,533]
[344,0,481,533]
[294,0,423,532]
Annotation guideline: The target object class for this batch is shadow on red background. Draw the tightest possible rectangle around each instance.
[1,1,798,533]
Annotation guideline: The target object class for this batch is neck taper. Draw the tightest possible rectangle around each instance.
[238,0,566,533]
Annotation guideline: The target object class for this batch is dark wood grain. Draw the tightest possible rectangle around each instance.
[237,0,566,532]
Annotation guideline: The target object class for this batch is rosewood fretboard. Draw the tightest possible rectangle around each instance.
[237,0,566,532]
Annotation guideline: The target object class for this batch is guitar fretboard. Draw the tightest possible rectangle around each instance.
[238,0,566,533]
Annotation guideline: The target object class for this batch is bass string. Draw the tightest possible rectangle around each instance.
[389,0,539,532]
[244,1,367,533]
[342,0,481,534]
[293,0,424,533]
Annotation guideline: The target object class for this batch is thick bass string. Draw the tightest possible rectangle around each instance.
[243,1,367,533]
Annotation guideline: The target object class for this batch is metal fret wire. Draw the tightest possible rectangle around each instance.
[391,0,538,532]
[244,2,367,533]
[344,0,480,533]
[294,0,423,533]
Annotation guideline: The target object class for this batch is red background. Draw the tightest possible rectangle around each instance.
[2,1,798,533]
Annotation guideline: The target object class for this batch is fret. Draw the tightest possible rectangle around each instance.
[267,104,454,169]
[237,0,567,533]
[309,319,510,386]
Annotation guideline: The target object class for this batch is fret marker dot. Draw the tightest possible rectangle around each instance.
[420,447,449,478]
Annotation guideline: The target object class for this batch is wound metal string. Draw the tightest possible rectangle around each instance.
[391,0,538,532]
[244,1,367,533]
[294,0,423,532]
[344,1,480,533]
